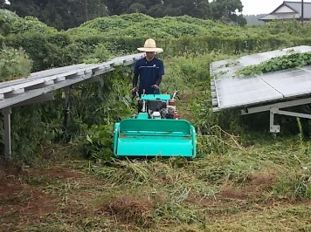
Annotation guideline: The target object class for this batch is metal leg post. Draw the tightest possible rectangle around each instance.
[270,109,280,133]
[2,108,12,160]
[62,87,71,142]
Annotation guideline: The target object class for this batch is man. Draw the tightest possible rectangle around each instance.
[132,38,164,95]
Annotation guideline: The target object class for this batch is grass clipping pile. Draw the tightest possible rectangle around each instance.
[98,196,155,228]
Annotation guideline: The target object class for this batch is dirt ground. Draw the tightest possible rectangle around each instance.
[1,153,311,232]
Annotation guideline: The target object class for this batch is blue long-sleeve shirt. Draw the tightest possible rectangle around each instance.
[133,57,164,94]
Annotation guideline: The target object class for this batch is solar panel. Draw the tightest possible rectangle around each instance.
[261,68,311,98]
[0,53,146,108]
[213,77,284,109]
[211,46,311,111]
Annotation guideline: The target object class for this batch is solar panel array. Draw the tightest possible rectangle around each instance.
[0,53,145,110]
[211,46,311,111]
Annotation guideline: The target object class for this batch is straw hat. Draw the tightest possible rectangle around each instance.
[137,38,163,53]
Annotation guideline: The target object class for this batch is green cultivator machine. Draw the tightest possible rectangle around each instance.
[113,93,196,158]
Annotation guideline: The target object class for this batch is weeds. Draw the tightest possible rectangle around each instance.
[273,169,311,200]
[0,46,32,81]
[237,52,311,77]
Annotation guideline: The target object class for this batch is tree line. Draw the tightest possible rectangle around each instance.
[2,0,246,29]
[2,0,109,29]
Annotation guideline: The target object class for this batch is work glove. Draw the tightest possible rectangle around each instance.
[152,84,159,89]
[131,87,138,93]
[131,87,138,99]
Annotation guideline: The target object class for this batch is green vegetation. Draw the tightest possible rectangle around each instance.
[4,0,245,29]
[0,46,32,81]
[0,9,310,168]
[1,10,311,231]
[3,0,109,29]
[0,9,56,36]
[238,52,311,77]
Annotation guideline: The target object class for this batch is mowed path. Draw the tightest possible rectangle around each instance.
[1,148,311,232]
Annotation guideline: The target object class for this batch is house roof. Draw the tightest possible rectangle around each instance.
[284,1,311,18]
[260,1,311,21]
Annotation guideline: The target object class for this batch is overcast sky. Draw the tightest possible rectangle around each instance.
[242,0,311,15]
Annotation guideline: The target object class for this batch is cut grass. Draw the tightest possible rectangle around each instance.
[2,138,311,231]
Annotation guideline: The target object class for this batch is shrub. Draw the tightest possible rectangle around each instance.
[0,46,32,81]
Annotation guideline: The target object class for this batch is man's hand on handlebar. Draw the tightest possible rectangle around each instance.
[131,87,138,93]
[152,84,159,89]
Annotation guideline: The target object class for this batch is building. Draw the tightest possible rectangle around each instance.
[260,1,311,21]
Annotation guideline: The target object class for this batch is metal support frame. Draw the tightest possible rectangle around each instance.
[1,94,54,159]
[241,97,311,133]
[62,87,71,141]
[302,0,304,25]
[15,93,54,107]
[2,107,12,160]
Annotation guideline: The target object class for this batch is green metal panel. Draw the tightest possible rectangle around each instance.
[113,119,196,158]
[136,112,149,119]
[119,119,191,134]
[141,94,171,101]
[117,137,193,157]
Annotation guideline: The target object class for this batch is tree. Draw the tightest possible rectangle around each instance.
[4,0,246,28]
[105,0,162,15]
[194,0,211,19]
[5,0,109,29]
[128,3,147,14]
[105,0,211,18]
[209,0,245,25]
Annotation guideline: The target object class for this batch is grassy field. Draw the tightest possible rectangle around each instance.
[1,53,311,231]
[1,137,311,231]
